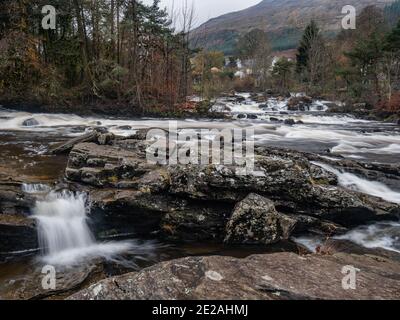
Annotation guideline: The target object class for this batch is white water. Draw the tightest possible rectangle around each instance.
[1,94,399,161]
[335,222,400,253]
[295,221,400,254]
[22,183,51,194]
[33,191,136,266]
[312,162,400,204]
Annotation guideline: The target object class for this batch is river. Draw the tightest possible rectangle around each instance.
[0,93,400,298]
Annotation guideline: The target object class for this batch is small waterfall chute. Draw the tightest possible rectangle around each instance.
[32,191,154,266]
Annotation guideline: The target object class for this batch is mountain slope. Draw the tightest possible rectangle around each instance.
[191,0,395,54]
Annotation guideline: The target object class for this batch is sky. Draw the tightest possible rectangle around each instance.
[143,0,261,28]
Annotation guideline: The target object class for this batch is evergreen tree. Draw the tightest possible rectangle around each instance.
[296,20,319,74]
[385,19,400,51]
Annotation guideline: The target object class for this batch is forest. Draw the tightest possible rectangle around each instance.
[0,0,194,115]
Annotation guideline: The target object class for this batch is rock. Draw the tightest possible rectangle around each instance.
[49,131,99,155]
[0,216,38,260]
[287,96,312,111]
[237,114,246,119]
[284,119,296,125]
[1,264,103,300]
[129,128,168,141]
[66,143,154,187]
[235,96,246,103]
[68,251,400,300]
[22,118,39,127]
[65,137,400,243]
[296,120,304,124]
[0,183,39,258]
[97,132,115,145]
[247,114,258,119]
[319,239,400,261]
[269,117,280,122]
[117,125,132,130]
[167,151,399,227]
[353,102,367,109]
[225,194,297,244]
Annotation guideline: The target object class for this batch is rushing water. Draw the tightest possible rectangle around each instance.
[32,190,146,266]
[312,162,400,204]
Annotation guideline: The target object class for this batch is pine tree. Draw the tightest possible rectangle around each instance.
[385,19,400,51]
[296,20,320,74]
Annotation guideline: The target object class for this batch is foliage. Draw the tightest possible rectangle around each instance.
[0,0,193,112]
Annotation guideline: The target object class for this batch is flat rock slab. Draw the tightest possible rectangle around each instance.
[68,252,400,300]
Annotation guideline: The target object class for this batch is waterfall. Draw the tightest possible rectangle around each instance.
[33,191,95,256]
[32,191,137,266]
[312,162,400,204]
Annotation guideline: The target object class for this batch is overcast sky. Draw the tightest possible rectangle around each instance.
[143,0,261,28]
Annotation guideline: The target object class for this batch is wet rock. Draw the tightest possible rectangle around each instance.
[49,131,99,155]
[97,133,115,146]
[284,119,296,125]
[128,128,168,141]
[89,188,232,242]
[225,194,296,244]
[237,114,246,119]
[287,96,312,111]
[68,251,400,300]
[247,114,258,120]
[117,125,132,130]
[235,96,246,103]
[161,202,233,241]
[269,117,281,122]
[0,183,39,257]
[0,216,38,259]
[22,118,39,127]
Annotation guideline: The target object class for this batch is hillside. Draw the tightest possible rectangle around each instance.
[191,0,395,54]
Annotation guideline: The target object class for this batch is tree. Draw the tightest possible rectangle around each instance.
[272,57,294,92]
[382,19,400,105]
[192,51,224,100]
[236,29,272,90]
[0,0,195,113]
[296,20,320,75]
[236,29,268,60]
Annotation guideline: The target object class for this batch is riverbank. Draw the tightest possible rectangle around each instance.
[2,92,399,123]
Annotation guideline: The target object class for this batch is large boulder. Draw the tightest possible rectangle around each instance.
[68,251,400,300]
[224,194,296,244]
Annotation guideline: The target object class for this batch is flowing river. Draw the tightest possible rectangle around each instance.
[0,93,400,298]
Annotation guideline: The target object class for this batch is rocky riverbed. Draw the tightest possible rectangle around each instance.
[1,93,400,300]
